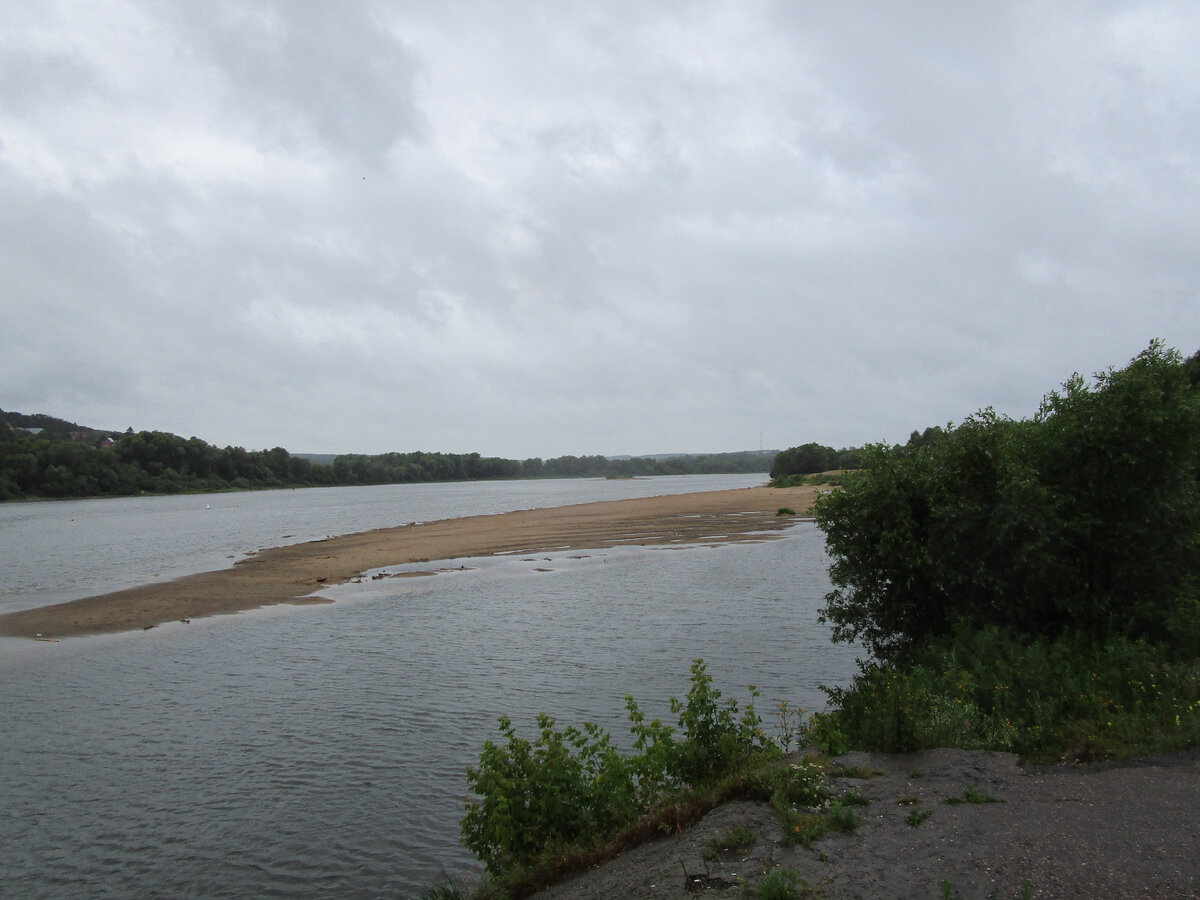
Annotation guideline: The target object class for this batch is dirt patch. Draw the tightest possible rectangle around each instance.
[533,748,1200,899]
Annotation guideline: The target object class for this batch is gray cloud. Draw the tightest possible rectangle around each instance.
[2,1,1197,458]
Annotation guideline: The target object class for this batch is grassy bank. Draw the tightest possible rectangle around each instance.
[812,627,1200,762]
[428,344,1200,898]
[421,642,1199,899]
[429,661,861,899]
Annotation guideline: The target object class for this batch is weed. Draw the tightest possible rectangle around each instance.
[819,627,1200,761]
[782,809,830,847]
[826,800,860,832]
[839,787,870,807]
[776,507,797,516]
[774,700,808,753]
[416,875,467,899]
[944,784,1000,805]
[746,759,830,809]
[896,795,919,806]
[828,764,883,779]
[750,867,805,900]
[905,808,932,827]
[704,824,756,861]
[941,879,955,899]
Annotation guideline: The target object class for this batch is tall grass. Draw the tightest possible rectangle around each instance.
[815,626,1200,760]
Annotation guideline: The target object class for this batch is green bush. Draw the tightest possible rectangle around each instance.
[818,627,1200,759]
[460,714,634,874]
[752,867,805,900]
[461,660,780,876]
[815,342,1200,663]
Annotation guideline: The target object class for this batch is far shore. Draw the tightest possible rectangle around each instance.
[0,485,818,639]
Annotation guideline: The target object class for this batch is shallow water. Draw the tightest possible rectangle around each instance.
[0,478,861,897]
[0,473,766,614]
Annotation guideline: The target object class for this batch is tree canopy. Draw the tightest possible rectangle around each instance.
[0,412,773,501]
[814,342,1200,662]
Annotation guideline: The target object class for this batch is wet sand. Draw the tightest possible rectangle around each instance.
[0,484,817,639]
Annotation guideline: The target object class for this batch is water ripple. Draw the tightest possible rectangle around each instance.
[0,515,860,896]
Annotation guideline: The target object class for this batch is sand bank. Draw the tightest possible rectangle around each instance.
[0,484,817,639]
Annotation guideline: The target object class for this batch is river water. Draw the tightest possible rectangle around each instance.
[0,476,863,897]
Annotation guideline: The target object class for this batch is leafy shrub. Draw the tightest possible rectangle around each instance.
[746,758,829,810]
[460,714,634,874]
[669,660,775,784]
[815,342,1200,662]
[818,626,1200,759]
[826,799,861,832]
[461,660,781,876]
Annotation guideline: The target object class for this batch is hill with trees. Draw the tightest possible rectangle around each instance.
[0,412,772,502]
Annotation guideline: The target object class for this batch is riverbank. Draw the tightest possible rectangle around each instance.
[0,484,814,639]
[532,747,1200,899]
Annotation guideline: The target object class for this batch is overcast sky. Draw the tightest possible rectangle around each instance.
[2,2,1197,458]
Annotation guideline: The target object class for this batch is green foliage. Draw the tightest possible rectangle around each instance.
[838,787,869,807]
[818,627,1200,759]
[745,759,830,810]
[704,823,756,861]
[773,795,859,848]
[827,764,882,779]
[670,661,775,784]
[815,342,1200,662]
[771,443,838,479]
[740,758,841,849]
[460,713,633,875]
[1,406,773,501]
[770,443,860,480]
[774,700,808,754]
[770,472,851,488]
[905,807,932,827]
[416,876,468,899]
[944,785,999,805]
[460,660,780,877]
[0,418,341,500]
[750,867,805,900]
[825,799,861,831]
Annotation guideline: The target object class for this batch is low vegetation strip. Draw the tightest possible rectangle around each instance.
[450,660,846,900]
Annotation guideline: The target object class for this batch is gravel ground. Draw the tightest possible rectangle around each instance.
[532,748,1200,899]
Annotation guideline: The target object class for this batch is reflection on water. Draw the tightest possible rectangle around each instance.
[0,482,861,897]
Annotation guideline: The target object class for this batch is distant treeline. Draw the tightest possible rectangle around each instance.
[0,410,772,501]
[767,427,950,482]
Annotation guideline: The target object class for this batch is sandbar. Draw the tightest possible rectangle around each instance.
[0,484,818,639]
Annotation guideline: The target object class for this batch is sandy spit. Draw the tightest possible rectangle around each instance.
[0,484,816,639]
